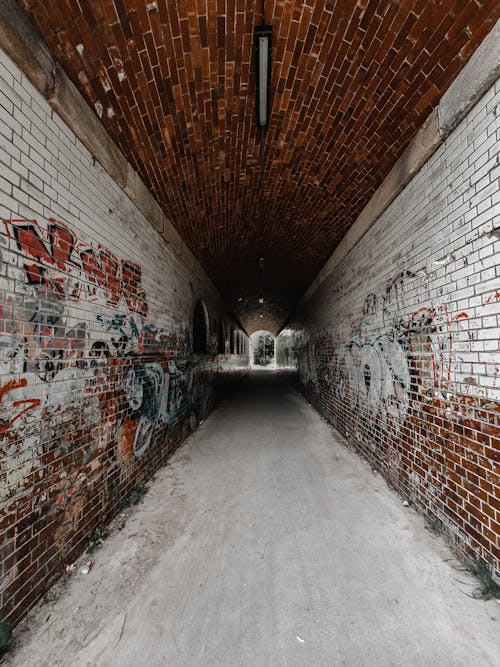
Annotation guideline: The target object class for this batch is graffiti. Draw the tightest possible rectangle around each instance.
[298,273,500,425]
[164,360,193,424]
[121,358,195,457]
[95,313,141,356]
[407,305,453,396]
[0,159,247,625]
[0,376,42,435]
[0,202,229,638]
[1,214,158,501]
[484,291,500,305]
[299,341,316,387]
[10,219,77,297]
[320,334,410,425]
[0,295,85,380]
[0,217,151,457]
[382,270,417,332]
[0,367,99,435]
[363,294,377,316]
[26,295,86,381]
[123,363,167,456]
[3,218,148,315]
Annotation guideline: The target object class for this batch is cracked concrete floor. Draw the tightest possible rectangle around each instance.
[4,371,500,666]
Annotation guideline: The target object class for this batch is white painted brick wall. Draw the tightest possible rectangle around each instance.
[0,46,234,347]
[0,45,248,623]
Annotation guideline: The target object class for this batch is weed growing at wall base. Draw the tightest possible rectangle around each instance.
[116,483,148,512]
[86,525,110,556]
[465,557,500,601]
[0,621,12,652]
[84,484,149,556]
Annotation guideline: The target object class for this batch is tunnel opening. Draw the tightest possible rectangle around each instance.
[250,330,275,369]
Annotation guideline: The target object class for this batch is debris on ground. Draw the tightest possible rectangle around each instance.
[79,559,94,575]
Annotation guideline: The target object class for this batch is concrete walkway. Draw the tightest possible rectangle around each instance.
[5,372,500,666]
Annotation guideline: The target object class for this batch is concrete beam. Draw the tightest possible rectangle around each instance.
[49,65,127,188]
[439,20,500,137]
[299,18,500,311]
[0,0,54,96]
[0,0,207,286]
[124,163,164,232]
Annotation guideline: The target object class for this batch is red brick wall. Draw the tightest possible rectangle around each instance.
[281,77,500,575]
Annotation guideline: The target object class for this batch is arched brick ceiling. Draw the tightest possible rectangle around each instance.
[18,1,499,334]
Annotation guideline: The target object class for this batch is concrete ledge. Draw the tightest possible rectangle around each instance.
[124,163,164,232]
[49,65,127,188]
[0,0,54,96]
[299,18,500,311]
[439,20,500,136]
[0,0,206,285]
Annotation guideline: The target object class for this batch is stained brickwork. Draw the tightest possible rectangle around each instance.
[282,78,500,574]
[17,1,500,332]
[0,46,248,625]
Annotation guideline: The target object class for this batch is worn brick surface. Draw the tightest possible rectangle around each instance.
[17,0,500,332]
[281,78,500,574]
[0,46,248,626]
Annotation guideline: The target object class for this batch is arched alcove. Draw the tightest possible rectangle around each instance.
[193,300,209,354]
[217,320,226,354]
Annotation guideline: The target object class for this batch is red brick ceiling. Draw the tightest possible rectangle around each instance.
[18,1,499,333]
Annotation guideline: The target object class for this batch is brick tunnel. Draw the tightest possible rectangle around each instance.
[0,1,499,663]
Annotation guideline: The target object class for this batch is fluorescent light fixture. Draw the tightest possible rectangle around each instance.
[254,25,272,127]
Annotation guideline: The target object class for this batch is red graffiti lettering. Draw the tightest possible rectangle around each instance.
[4,217,148,316]
[48,220,75,269]
[8,219,75,296]
[121,261,148,315]
[80,248,121,305]
[0,378,42,435]
[485,292,500,305]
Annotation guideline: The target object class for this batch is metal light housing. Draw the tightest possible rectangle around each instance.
[254,25,272,127]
